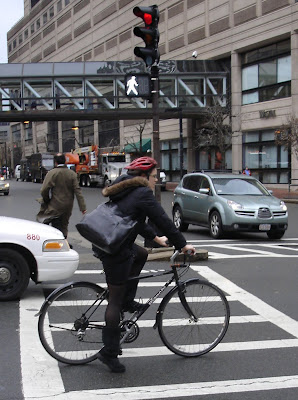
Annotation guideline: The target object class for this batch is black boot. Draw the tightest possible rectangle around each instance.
[98,327,125,373]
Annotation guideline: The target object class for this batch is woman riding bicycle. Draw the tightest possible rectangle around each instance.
[94,156,196,373]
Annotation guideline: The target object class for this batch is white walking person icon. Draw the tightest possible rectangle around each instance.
[126,76,139,96]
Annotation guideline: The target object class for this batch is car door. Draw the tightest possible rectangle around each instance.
[180,175,202,222]
[196,177,212,224]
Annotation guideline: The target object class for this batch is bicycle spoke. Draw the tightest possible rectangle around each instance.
[38,282,107,365]
[158,279,230,357]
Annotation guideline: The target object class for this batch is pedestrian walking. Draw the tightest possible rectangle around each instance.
[36,153,86,238]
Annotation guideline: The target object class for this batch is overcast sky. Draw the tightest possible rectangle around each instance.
[0,1,24,64]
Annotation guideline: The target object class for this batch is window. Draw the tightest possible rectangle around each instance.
[43,12,48,24]
[65,0,70,5]
[242,40,291,105]
[13,39,17,49]
[18,34,23,45]
[8,44,12,53]
[24,29,28,39]
[36,19,40,30]
[57,0,62,12]
[49,6,54,18]
[31,23,35,34]
[242,130,290,184]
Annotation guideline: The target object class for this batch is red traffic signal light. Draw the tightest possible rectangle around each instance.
[133,5,160,67]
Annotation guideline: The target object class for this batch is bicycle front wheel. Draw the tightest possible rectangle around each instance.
[38,282,107,365]
[157,279,230,357]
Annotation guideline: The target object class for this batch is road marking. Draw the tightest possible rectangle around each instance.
[22,375,298,399]
[192,265,298,338]
[20,288,65,399]
[21,266,298,399]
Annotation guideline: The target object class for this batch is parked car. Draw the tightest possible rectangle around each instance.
[15,164,21,180]
[0,178,9,195]
[0,216,79,300]
[172,172,288,239]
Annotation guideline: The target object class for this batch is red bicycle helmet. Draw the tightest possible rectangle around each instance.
[125,156,157,171]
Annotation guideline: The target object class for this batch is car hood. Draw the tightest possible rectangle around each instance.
[221,195,282,208]
[0,216,64,239]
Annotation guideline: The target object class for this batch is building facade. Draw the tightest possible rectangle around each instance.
[6,0,298,184]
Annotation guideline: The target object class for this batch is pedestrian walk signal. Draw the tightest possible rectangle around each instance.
[124,74,151,98]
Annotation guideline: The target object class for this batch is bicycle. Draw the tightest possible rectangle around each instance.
[37,250,230,365]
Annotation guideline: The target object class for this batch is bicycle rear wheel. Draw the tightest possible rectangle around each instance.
[157,279,230,357]
[38,282,107,365]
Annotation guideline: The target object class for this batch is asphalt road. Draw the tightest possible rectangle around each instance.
[1,180,298,400]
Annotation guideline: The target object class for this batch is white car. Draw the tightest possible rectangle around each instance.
[0,217,79,301]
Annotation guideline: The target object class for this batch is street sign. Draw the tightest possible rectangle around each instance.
[124,74,151,98]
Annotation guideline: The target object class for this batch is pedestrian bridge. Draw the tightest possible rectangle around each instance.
[0,60,229,122]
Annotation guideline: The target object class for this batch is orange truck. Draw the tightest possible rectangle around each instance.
[65,145,128,187]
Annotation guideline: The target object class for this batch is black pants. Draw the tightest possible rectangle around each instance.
[98,244,148,327]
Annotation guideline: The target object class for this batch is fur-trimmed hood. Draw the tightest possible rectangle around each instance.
[102,176,149,199]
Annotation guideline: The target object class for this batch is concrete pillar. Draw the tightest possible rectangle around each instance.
[231,50,243,174]
[9,125,14,173]
[58,121,63,152]
[94,120,99,146]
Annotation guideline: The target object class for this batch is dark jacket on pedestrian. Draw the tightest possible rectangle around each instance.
[101,174,187,250]
[37,165,86,223]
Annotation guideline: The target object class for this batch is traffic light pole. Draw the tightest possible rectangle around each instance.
[151,65,161,203]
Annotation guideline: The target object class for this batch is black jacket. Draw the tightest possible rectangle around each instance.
[102,175,187,250]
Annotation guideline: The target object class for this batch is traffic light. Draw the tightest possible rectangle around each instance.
[133,5,159,67]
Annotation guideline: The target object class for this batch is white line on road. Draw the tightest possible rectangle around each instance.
[23,375,298,399]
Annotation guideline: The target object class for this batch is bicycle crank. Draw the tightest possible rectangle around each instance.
[120,320,140,343]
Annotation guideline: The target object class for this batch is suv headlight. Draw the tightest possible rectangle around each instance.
[227,200,244,210]
[280,200,287,211]
[42,239,70,252]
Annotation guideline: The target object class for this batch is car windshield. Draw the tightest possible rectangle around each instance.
[212,178,269,196]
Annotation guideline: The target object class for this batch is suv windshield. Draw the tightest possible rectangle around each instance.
[212,178,269,196]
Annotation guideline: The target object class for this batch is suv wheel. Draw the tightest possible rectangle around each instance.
[209,211,223,239]
[173,206,189,232]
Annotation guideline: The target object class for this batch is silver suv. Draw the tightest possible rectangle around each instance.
[172,172,288,239]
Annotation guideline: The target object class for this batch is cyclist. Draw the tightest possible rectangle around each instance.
[94,156,196,373]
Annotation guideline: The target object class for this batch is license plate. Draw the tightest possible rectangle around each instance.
[259,224,271,231]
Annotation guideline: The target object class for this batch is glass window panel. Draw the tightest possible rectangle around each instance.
[36,19,40,29]
[49,7,54,18]
[280,146,289,168]
[161,141,169,150]
[171,151,179,170]
[171,140,179,150]
[199,150,209,169]
[278,56,291,82]
[242,91,258,105]
[244,145,260,168]
[258,44,276,60]
[277,40,290,55]
[57,0,62,12]
[261,130,274,141]
[242,65,258,90]
[161,152,170,170]
[18,34,23,44]
[24,29,28,39]
[259,61,276,87]
[43,13,47,24]
[243,132,259,143]
[260,144,277,168]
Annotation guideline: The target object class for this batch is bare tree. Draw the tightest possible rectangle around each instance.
[275,115,298,157]
[193,104,232,169]
[124,120,149,156]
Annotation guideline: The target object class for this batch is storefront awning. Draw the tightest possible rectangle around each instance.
[124,138,151,153]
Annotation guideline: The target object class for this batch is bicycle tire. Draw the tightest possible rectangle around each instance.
[157,279,230,357]
[38,281,107,365]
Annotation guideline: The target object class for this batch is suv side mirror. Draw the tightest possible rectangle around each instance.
[199,188,210,195]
